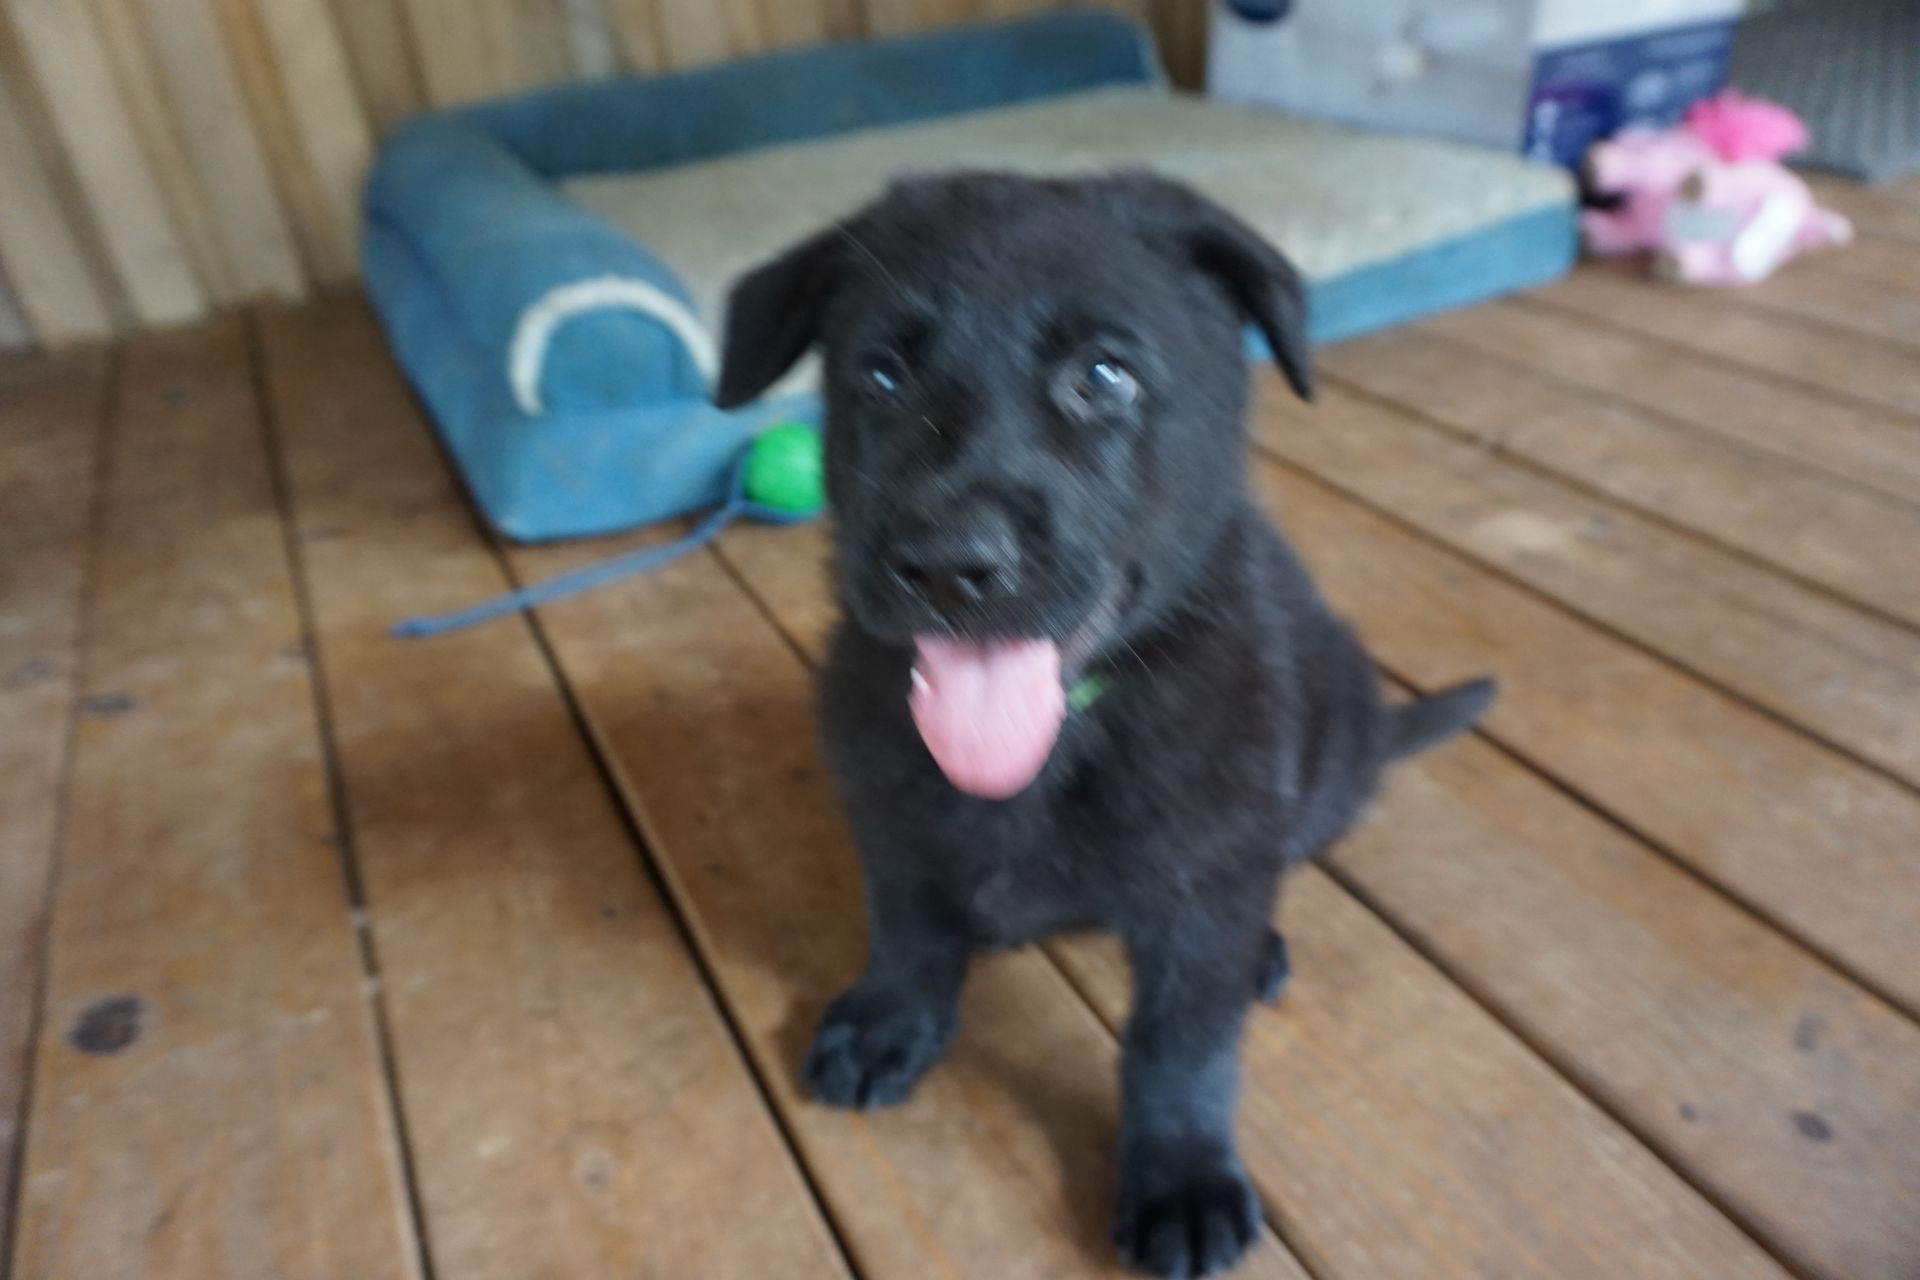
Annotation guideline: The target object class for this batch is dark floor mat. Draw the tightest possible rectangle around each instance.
[1731,0,1920,182]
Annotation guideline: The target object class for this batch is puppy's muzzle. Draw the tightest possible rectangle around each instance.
[887,506,1022,622]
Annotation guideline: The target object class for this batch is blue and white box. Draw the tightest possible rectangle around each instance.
[1208,0,1747,167]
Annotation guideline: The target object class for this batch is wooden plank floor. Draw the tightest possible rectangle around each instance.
[5,198,1920,1279]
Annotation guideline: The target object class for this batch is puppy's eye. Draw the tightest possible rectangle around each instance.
[1057,357,1141,417]
[862,354,906,397]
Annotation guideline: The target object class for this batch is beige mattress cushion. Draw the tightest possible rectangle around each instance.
[564,84,1571,391]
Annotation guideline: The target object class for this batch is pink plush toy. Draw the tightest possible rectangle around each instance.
[1581,91,1852,285]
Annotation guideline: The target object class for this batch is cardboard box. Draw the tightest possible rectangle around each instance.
[1209,0,1746,166]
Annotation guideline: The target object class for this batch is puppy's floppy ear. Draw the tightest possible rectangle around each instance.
[714,224,847,409]
[1112,174,1315,401]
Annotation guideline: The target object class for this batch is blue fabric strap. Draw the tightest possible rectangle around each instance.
[393,453,817,638]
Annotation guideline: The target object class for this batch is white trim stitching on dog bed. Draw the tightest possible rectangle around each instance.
[508,275,718,415]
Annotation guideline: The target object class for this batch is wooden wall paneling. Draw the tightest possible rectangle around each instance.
[399,0,496,105]
[862,0,983,37]
[0,0,1209,347]
[752,0,819,50]
[495,0,573,89]
[86,0,235,302]
[0,270,29,349]
[651,0,749,67]
[325,0,424,130]
[210,0,357,284]
[402,0,571,106]
[1146,0,1204,86]
[4,0,203,327]
[132,0,306,302]
[986,0,1073,18]
[250,0,376,285]
[560,0,621,79]
[0,58,114,343]
[749,0,847,50]
[724,0,772,54]
[602,0,666,72]
[818,0,867,41]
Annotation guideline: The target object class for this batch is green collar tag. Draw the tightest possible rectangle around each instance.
[1067,673,1108,713]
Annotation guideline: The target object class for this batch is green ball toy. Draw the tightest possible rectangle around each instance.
[742,421,824,514]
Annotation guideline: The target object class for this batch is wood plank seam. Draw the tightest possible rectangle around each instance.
[1843,223,1920,248]
[504,605,869,1280]
[699,537,1780,1277]
[1254,392,1920,800]
[12,318,429,1277]
[714,502,1919,1276]
[491,522,1316,1274]
[1321,368,1920,642]
[1658,275,1920,359]
[259,300,859,1279]
[1516,293,1920,431]
[1311,331,1920,766]
[14,319,453,1277]
[1019,914,1350,1280]
[1302,855,1818,1280]
[1044,854,1814,1280]
[1406,322,1920,515]
[705,534,1336,1270]
[1249,445,1920,1024]
[1814,243,1920,296]
[380,484,872,1275]
[560,537,1327,1279]
[1801,176,1920,246]
[1728,257,1920,354]
[0,347,117,1280]
[242,313,439,1280]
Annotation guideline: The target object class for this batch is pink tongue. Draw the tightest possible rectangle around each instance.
[910,636,1065,799]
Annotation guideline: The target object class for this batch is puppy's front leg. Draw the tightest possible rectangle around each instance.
[803,865,971,1108]
[1112,916,1265,1279]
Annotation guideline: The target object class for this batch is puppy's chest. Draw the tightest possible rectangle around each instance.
[943,824,1113,946]
[932,792,1212,946]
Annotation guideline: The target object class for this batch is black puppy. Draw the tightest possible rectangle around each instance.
[715,172,1492,1279]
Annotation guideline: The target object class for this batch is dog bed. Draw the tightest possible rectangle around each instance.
[363,12,1574,543]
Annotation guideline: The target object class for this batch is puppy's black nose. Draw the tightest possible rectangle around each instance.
[889,516,1021,616]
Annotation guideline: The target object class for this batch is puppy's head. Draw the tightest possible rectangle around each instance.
[716,173,1312,795]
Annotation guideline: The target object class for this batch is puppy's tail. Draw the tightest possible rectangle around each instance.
[1382,678,1495,763]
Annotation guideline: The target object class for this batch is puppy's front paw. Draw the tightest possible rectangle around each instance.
[802,985,952,1109]
[1112,1144,1259,1279]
